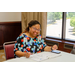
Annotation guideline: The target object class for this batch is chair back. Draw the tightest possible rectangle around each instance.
[3,41,15,60]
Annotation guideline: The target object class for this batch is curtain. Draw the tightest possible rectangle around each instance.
[21,12,47,38]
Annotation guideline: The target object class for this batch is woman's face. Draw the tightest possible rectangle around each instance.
[29,24,41,37]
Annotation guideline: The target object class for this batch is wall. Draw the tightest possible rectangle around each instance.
[0,12,21,22]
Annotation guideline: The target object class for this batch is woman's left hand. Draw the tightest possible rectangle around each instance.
[52,45,58,50]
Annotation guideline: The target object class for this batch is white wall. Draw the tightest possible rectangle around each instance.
[0,12,21,22]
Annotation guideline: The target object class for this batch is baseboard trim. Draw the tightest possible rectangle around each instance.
[0,21,21,25]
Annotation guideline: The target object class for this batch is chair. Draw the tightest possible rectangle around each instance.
[3,41,15,60]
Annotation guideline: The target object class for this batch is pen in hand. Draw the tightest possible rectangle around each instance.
[24,49,30,58]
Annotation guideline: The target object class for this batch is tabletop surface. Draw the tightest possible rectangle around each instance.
[4,50,75,62]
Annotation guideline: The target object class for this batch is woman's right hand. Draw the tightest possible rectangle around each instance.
[24,52,31,58]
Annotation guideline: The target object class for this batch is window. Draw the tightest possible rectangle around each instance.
[46,12,63,39]
[65,12,75,41]
[46,12,75,41]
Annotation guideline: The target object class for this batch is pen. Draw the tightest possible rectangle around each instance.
[33,50,35,54]
[24,49,28,52]
[24,49,32,55]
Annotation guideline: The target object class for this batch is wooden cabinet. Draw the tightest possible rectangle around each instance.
[0,21,21,49]
[0,30,4,48]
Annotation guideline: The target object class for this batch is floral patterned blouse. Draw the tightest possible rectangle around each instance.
[14,33,47,57]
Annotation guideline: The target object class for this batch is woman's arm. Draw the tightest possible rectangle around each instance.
[14,33,31,58]
[15,51,30,58]
[44,46,52,52]
[44,45,58,52]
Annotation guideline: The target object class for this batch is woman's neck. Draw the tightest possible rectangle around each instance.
[25,32,35,38]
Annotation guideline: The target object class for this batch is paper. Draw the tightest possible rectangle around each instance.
[30,51,61,61]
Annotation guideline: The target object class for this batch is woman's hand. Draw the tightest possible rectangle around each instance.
[24,52,31,58]
[52,45,58,50]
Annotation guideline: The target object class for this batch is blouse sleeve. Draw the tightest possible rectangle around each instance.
[14,34,24,53]
[41,38,47,49]
[38,35,47,52]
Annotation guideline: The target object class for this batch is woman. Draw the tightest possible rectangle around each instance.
[14,20,58,58]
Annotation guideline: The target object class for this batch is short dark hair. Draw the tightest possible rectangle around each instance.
[28,20,41,27]
[23,20,41,32]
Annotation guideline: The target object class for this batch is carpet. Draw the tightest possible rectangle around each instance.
[0,50,6,62]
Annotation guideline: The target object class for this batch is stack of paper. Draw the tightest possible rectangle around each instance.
[30,51,61,61]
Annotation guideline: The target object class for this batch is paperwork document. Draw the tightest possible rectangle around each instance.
[30,51,61,61]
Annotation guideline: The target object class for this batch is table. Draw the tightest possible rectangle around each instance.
[4,50,75,62]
